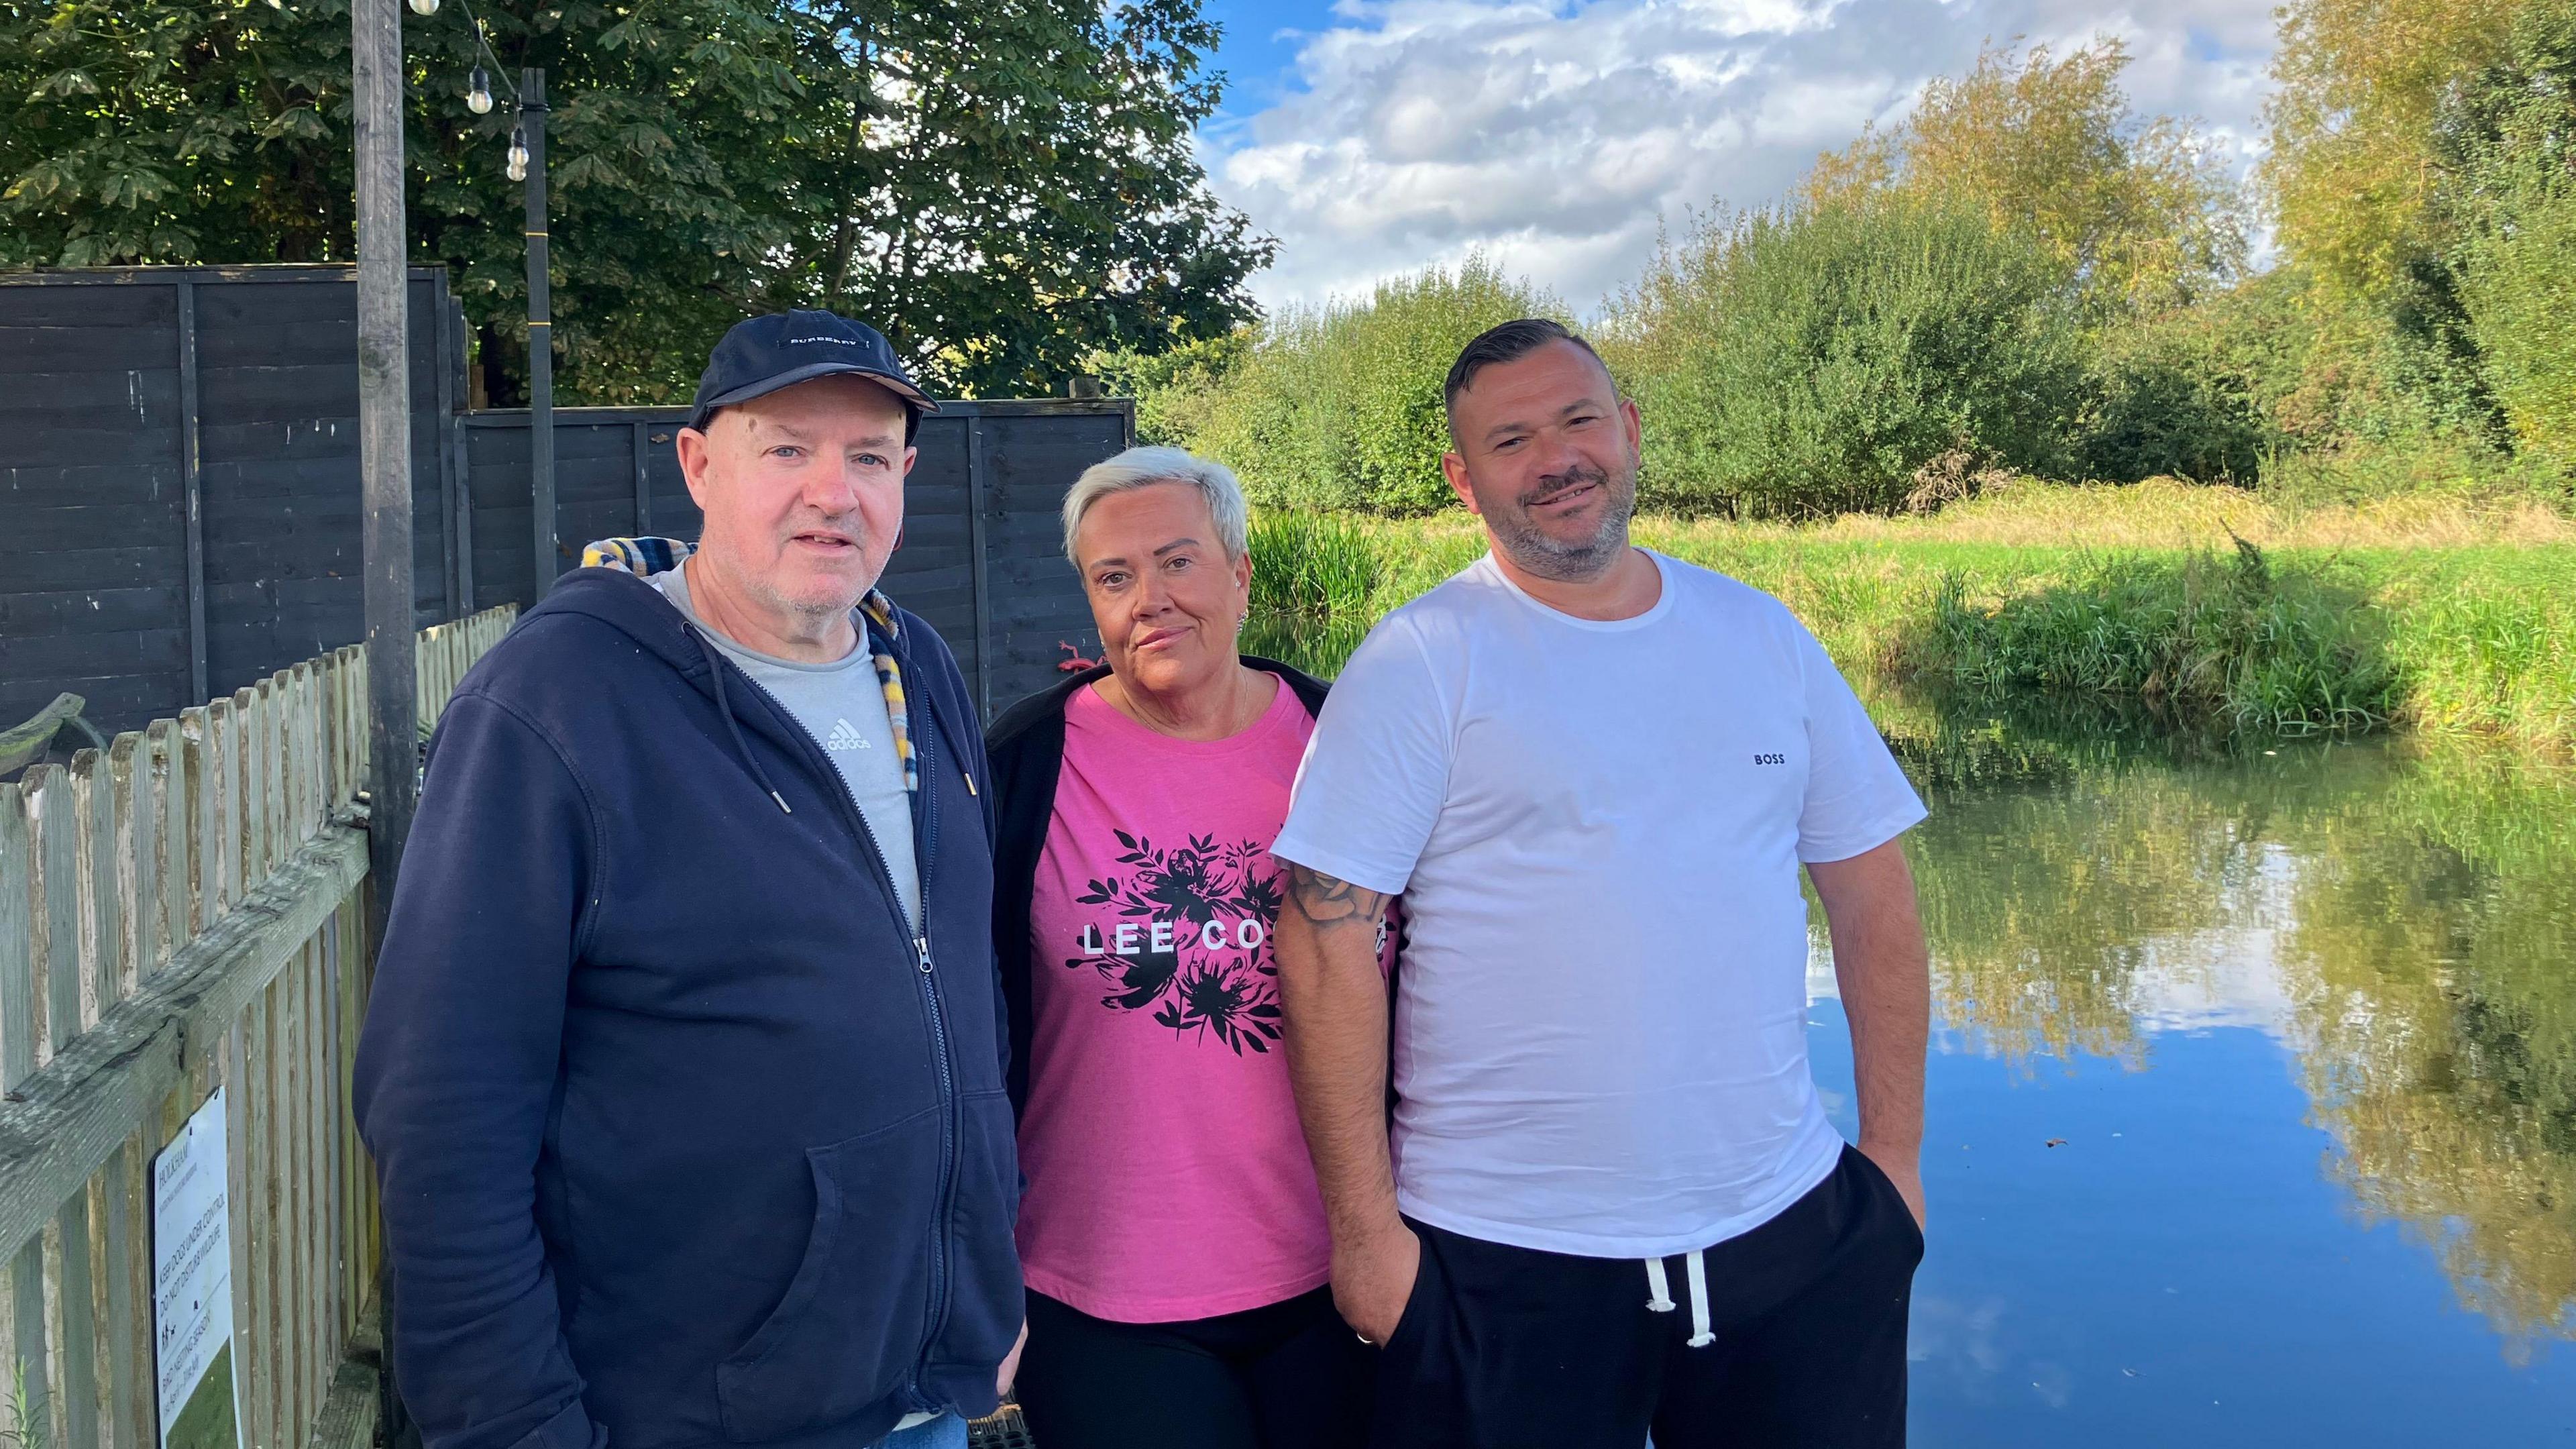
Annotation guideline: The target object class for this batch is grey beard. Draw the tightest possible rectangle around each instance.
[734,517,877,618]
[1489,467,1637,582]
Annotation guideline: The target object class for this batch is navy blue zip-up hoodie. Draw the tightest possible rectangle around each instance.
[354,567,1022,1449]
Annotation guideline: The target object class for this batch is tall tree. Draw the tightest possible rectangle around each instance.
[1808,40,2247,317]
[2263,0,2527,300]
[0,0,1269,402]
[2438,5,2576,470]
[782,0,1274,398]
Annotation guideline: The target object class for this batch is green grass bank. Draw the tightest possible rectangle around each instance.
[1244,482,2576,754]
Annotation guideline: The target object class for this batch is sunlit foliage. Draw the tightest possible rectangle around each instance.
[2263,0,2526,299]
[1808,40,2249,317]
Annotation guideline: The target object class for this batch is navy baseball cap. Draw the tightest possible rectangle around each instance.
[686,309,937,432]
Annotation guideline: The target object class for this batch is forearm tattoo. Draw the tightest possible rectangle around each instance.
[1285,863,1391,932]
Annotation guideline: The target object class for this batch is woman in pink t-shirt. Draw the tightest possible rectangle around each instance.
[985,448,1383,1449]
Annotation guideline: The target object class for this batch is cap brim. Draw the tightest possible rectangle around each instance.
[695,362,938,422]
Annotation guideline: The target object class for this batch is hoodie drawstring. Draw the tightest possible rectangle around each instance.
[1644,1250,1716,1348]
[696,629,793,814]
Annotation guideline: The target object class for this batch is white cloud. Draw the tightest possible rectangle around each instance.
[1212,0,2284,312]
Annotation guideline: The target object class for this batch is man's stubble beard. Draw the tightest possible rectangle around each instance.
[710,511,879,625]
[1485,457,1639,582]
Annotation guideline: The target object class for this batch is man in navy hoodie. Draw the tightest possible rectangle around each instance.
[356,312,1024,1449]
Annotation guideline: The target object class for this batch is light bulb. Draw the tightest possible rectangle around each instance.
[506,129,529,181]
[408,0,438,13]
[467,68,492,114]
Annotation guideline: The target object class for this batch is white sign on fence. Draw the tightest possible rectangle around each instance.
[152,1087,244,1449]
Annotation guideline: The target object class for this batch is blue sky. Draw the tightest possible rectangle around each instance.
[1199,0,1322,124]
[1186,0,2283,312]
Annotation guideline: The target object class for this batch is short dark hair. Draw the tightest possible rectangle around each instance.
[1443,318,1613,415]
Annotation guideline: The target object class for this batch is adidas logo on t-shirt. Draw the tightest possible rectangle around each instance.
[825,718,871,752]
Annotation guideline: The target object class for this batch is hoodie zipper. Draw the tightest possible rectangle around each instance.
[722,645,961,1417]
[902,658,961,1413]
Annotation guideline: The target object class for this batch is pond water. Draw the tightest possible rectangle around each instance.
[1829,710,2576,1444]
[1252,616,2576,1444]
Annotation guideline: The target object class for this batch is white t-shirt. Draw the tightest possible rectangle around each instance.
[1269,550,1926,1258]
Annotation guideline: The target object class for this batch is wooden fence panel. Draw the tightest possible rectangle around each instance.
[0,268,467,739]
[0,603,514,1448]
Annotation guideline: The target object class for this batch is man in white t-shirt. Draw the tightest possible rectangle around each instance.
[1269,319,1931,1448]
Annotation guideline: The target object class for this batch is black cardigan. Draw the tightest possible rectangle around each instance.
[984,656,1332,1114]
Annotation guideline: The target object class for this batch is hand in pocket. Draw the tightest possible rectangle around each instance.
[1333,1224,1421,1345]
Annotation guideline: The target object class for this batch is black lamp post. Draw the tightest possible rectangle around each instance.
[433,1,557,596]
[513,70,555,594]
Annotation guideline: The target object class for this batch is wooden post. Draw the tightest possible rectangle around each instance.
[523,68,556,598]
[352,0,417,932]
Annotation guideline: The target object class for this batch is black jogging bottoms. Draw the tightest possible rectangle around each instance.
[1014,1284,1376,1449]
[1370,1144,1925,1449]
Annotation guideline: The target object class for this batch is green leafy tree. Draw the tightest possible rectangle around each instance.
[788,0,1275,399]
[1808,40,2247,317]
[2262,0,2528,301]
[2438,4,2576,473]
[0,0,1269,403]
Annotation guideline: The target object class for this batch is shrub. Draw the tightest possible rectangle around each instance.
[2099,265,2510,478]
[1087,331,1253,447]
[1909,541,2399,733]
[1605,195,2087,518]
[2076,327,2271,483]
[1190,258,1564,515]
[2463,186,2576,474]
[2257,435,2571,513]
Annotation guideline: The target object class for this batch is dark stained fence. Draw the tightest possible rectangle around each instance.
[0,266,468,738]
[975,404,1134,711]
[4,264,1129,736]
[462,399,1130,717]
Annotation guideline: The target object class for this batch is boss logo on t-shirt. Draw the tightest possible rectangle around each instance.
[1752,751,1786,765]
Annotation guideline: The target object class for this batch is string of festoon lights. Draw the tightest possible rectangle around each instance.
[399,0,531,180]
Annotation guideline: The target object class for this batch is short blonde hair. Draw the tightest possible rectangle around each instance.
[1061,446,1249,567]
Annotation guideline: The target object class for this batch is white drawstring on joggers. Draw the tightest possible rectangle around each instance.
[1645,1256,1675,1312]
[1643,1250,1716,1348]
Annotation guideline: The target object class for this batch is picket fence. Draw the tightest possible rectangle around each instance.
[0,605,517,1449]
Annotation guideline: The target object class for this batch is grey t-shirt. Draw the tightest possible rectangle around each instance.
[649,565,922,932]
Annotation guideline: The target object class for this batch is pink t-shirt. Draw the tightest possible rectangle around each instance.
[1018,676,1385,1323]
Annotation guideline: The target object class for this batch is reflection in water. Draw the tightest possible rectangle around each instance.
[2274,751,2576,1346]
[1884,698,2576,1346]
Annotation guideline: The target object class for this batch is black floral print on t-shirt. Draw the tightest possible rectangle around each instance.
[1067,830,1286,1054]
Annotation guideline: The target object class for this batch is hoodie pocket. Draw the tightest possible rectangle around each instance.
[714,1107,942,1443]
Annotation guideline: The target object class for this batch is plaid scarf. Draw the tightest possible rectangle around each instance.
[579,536,917,796]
